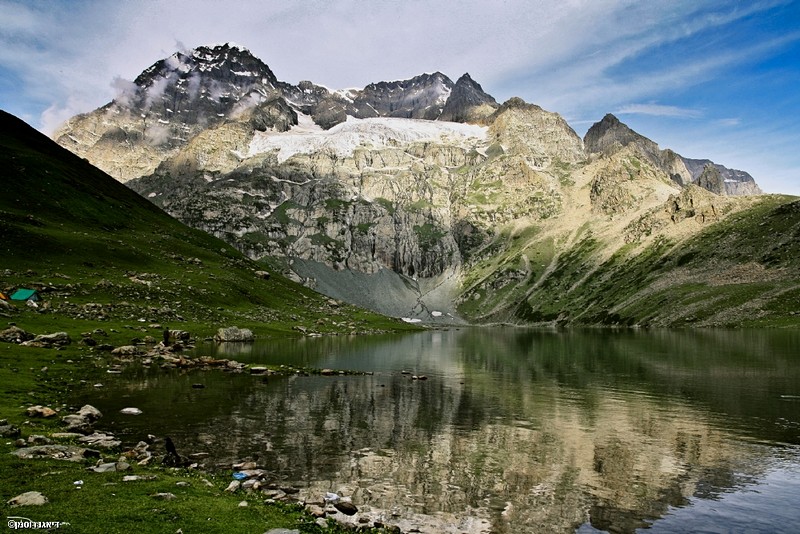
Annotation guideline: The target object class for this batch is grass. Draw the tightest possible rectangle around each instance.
[0,110,413,533]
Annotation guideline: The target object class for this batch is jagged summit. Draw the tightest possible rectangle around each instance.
[584,114,761,195]
[439,73,498,123]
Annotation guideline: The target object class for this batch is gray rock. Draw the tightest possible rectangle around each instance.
[27,435,52,445]
[11,445,98,462]
[214,326,255,342]
[0,326,33,344]
[31,332,71,347]
[263,530,300,534]
[0,423,21,438]
[111,345,142,356]
[8,491,48,507]
[76,404,103,422]
[120,407,143,415]
[90,462,118,473]
[78,433,121,449]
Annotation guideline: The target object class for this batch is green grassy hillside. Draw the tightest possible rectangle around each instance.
[458,194,800,328]
[0,110,408,336]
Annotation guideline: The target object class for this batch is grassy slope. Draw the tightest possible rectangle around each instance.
[460,194,800,328]
[0,110,409,532]
[0,110,411,336]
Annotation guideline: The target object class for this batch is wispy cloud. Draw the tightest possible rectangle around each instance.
[615,104,703,119]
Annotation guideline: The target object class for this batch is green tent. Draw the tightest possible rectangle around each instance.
[10,288,39,302]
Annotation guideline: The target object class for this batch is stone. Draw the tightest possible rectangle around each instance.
[0,423,21,438]
[224,480,241,492]
[11,445,99,462]
[120,407,143,415]
[151,492,177,500]
[214,326,255,342]
[31,332,72,347]
[238,500,249,507]
[90,462,118,473]
[25,405,57,418]
[333,500,359,516]
[27,435,52,445]
[0,326,33,344]
[255,270,271,280]
[76,405,103,422]
[111,345,142,356]
[263,530,300,534]
[78,432,121,449]
[8,491,48,507]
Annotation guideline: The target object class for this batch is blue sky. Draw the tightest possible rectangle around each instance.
[1,0,798,194]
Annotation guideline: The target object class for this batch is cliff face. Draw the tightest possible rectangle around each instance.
[54,44,789,325]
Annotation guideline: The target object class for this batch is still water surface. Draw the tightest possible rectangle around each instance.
[76,328,800,533]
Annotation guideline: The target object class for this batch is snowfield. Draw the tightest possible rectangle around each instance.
[248,114,488,163]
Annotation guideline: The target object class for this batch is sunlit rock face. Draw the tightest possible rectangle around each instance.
[55,44,768,322]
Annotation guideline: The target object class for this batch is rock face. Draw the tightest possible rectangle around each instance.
[584,114,760,196]
[54,44,768,323]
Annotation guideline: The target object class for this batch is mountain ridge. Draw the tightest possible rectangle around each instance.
[50,43,798,326]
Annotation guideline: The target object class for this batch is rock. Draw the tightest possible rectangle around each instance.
[238,500,249,507]
[0,423,21,438]
[225,480,241,492]
[27,435,52,445]
[77,405,103,422]
[12,445,99,462]
[78,432,121,449]
[90,462,118,473]
[175,481,190,487]
[8,491,48,507]
[255,270,271,280]
[333,500,359,516]
[26,405,57,418]
[151,492,177,500]
[111,345,142,356]
[61,414,92,433]
[214,326,255,342]
[31,332,71,347]
[0,326,33,343]
[249,367,269,375]
[264,530,300,534]
[120,407,143,415]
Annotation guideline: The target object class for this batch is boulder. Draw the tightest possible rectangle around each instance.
[0,326,32,343]
[77,405,103,422]
[214,326,254,342]
[11,445,99,461]
[111,345,142,356]
[8,491,48,507]
[31,332,71,347]
[26,405,57,418]
[0,423,22,438]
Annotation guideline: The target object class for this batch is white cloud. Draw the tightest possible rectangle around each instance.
[616,104,703,119]
[1,0,798,193]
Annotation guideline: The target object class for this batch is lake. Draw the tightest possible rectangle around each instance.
[74,327,800,533]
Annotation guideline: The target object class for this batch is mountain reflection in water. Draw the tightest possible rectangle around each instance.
[75,328,800,533]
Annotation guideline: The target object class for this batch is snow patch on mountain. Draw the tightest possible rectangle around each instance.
[248,114,487,163]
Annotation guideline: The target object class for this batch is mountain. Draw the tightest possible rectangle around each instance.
[0,109,404,335]
[585,113,761,195]
[53,43,800,327]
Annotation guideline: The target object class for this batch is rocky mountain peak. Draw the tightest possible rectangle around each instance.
[439,73,498,122]
[584,114,659,160]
